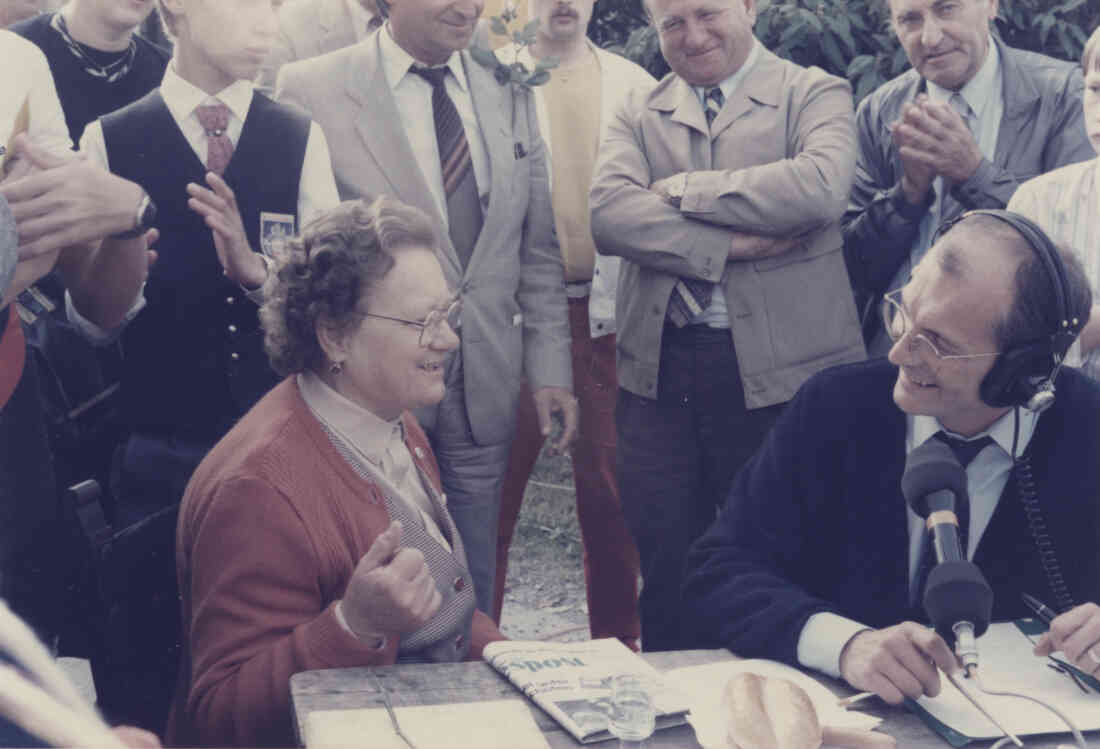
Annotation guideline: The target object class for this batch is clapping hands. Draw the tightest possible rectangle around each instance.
[891,94,984,205]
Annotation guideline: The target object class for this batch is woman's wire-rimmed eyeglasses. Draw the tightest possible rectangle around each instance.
[363,295,462,348]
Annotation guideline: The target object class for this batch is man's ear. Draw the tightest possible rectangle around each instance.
[315,317,349,368]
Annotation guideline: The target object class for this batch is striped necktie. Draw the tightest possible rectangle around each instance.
[704,85,724,127]
[411,66,483,268]
[665,86,725,327]
[949,92,976,134]
[910,433,994,609]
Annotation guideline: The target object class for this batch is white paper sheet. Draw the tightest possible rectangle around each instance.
[304,699,551,748]
[664,659,882,749]
[915,622,1100,740]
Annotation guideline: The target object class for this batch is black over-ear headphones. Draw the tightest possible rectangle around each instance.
[936,209,1080,412]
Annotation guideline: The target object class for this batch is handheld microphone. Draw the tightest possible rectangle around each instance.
[901,440,993,670]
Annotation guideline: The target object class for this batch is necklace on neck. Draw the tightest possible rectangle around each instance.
[51,11,137,83]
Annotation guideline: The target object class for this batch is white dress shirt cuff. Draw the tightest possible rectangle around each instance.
[65,287,145,345]
[796,612,871,679]
[241,253,273,305]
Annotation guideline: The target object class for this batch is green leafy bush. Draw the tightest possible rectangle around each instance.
[591,0,1097,104]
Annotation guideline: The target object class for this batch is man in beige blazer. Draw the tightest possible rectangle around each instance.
[276,0,575,617]
[589,0,865,651]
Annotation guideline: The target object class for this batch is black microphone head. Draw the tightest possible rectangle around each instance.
[901,439,968,518]
[924,560,993,643]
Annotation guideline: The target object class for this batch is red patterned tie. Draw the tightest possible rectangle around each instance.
[196,102,233,176]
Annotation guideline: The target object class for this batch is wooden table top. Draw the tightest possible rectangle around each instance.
[290,649,1084,748]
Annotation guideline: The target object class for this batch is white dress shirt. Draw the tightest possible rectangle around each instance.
[71,64,340,341]
[796,406,1038,678]
[81,64,339,222]
[686,40,761,329]
[298,371,451,551]
[378,23,490,230]
[0,30,71,156]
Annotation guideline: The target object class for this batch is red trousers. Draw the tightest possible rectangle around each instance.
[494,297,640,643]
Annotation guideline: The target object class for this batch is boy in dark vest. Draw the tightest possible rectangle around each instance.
[67,0,339,524]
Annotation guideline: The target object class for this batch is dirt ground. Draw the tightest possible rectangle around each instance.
[496,447,595,643]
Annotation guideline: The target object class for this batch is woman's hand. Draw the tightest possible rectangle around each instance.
[340,521,443,644]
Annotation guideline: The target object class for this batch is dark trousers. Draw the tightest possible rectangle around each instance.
[94,432,209,732]
[114,432,209,528]
[616,324,782,651]
[0,350,63,645]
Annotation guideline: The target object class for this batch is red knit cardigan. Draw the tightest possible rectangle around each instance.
[166,378,505,747]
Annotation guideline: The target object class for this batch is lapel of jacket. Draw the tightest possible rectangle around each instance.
[649,76,713,172]
[652,75,709,137]
[461,49,512,275]
[344,37,463,279]
[992,38,1040,169]
[708,48,782,139]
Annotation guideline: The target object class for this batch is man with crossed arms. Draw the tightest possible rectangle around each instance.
[590,0,865,650]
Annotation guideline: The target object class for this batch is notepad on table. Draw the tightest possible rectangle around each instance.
[908,621,1100,746]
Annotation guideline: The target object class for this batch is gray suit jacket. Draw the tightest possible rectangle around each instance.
[257,0,359,94]
[590,47,866,408]
[843,37,1092,310]
[276,34,571,445]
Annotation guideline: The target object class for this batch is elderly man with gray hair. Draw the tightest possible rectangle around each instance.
[843,0,1094,352]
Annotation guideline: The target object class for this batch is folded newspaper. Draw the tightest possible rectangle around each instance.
[482,638,691,744]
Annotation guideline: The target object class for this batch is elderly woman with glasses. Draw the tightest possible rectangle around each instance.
[167,197,504,748]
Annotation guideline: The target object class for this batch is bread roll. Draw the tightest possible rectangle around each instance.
[723,673,821,749]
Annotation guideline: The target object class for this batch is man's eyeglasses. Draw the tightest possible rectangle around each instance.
[364,295,461,348]
[881,289,999,362]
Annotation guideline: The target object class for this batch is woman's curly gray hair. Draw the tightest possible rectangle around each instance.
[261,196,440,376]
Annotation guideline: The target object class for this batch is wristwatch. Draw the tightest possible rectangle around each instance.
[112,190,157,239]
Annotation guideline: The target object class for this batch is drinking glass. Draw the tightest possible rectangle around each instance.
[607,674,656,747]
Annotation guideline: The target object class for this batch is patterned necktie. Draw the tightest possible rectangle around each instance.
[665,87,725,327]
[910,432,995,609]
[410,66,483,268]
[938,92,975,208]
[366,13,383,34]
[949,92,976,134]
[196,102,234,176]
[704,85,725,127]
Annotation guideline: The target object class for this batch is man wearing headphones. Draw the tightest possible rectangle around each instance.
[682,210,1100,704]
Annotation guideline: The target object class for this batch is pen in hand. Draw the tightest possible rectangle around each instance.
[1022,593,1095,694]
[1021,592,1058,625]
